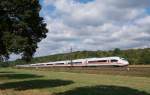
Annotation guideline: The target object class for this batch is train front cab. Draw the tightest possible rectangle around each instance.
[113,57,129,67]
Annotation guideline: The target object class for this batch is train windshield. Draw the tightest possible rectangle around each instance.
[120,58,128,61]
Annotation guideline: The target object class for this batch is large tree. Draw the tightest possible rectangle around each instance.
[0,0,48,62]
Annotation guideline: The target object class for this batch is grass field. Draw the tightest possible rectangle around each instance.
[0,66,150,95]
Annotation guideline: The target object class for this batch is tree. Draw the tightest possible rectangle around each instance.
[139,49,150,64]
[0,0,48,62]
[113,48,121,56]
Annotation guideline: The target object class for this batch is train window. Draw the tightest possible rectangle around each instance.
[88,60,107,63]
[97,60,107,62]
[46,64,53,65]
[111,59,118,62]
[73,62,82,64]
[55,63,64,65]
[36,64,43,66]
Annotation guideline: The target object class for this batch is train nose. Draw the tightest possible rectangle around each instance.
[124,61,129,66]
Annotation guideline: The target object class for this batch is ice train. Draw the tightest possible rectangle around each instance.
[16,57,129,67]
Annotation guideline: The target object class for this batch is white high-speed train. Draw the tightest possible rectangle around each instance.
[16,57,129,67]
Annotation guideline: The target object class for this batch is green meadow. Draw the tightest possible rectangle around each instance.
[0,67,150,95]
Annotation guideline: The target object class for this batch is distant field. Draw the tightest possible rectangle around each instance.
[0,67,150,95]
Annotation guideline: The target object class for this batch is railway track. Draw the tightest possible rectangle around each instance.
[15,65,150,77]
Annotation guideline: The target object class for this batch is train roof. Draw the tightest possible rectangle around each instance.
[75,56,121,61]
[53,57,121,62]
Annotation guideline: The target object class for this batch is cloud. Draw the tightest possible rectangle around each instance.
[33,0,150,57]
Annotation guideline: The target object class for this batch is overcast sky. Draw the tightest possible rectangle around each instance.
[10,0,150,60]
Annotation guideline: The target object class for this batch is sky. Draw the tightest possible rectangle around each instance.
[10,0,150,60]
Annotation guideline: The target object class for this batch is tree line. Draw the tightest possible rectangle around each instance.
[1,48,149,67]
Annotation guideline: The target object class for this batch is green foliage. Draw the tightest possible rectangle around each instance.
[0,62,10,67]
[0,0,48,62]
[113,48,121,56]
